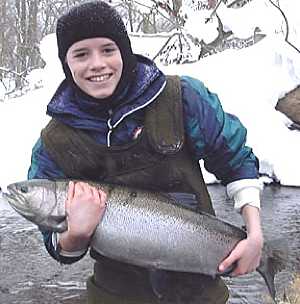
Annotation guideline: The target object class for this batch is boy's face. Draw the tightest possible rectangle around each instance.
[66,37,123,99]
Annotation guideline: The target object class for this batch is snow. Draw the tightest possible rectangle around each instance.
[0,1,300,192]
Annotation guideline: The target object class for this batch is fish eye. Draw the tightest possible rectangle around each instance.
[20,186,28,194]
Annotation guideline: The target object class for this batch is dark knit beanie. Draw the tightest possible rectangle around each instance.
[56,1,137,101]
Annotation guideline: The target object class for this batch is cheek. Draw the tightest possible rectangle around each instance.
[66,58,83,74]
[115,53,123,75]
[66,62,84,83]
[117,60,123,77]
[65,60,76,79]
[69,67,76,80]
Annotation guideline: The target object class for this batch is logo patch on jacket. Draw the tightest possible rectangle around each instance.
[132,126,143,140]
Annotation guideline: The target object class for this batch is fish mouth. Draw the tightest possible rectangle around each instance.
[3,187,36,220]
[4,184,67,232]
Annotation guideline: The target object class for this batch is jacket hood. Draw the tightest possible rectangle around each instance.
[47,55,166,131]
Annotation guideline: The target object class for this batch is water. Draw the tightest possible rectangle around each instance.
[0,185,299,304]
[211,185,300,304]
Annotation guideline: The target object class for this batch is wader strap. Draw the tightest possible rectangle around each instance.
[41,75,184,178]
[145,75,184,154]
[40,77,228,304]
[41,119,105,179]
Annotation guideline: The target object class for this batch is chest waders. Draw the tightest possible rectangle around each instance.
[42,76,229,304]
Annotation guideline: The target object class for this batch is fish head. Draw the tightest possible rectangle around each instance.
[4,179,65,230]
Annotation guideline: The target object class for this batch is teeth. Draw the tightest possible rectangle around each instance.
[89,74,110,82]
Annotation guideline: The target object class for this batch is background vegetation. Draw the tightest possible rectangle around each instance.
[0,0,294,98]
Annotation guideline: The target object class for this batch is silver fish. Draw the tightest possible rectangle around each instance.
[3,179,285,302]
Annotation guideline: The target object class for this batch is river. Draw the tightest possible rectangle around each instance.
[0,184,299,304]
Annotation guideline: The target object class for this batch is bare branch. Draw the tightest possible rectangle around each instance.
[268,0,300,54]
[133,0,177,26]
[0,67,29,83]
[205,0,224,23]
[152,32,180,61]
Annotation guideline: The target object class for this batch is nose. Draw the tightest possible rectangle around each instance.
[89,52,107,70]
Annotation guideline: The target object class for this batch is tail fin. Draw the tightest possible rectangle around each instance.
[257,239,289,303]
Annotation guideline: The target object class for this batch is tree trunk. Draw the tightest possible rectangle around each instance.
[15,0,27,88]
[27,0,39,68]
[0,0,7,79]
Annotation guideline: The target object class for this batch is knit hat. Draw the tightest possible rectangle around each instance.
[56,1,136,100]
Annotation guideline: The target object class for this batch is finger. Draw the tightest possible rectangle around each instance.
[80,182,95,194]
[219,252,239,273]
[231,258,259,277]
[90,187,107,210]
[99,189,107,206]
[90,186,101,202]
[231,263,252,277]
[74,181,85,195]
[79,181,92,188]
[66,181,75,206]
[67,181,75,200]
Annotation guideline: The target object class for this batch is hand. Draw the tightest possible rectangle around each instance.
[59,181,107,251]
[218,234,263,277]
[218,204,263,277]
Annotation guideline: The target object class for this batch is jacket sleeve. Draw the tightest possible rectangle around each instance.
[28,138,87,264]
[181,76,259,186]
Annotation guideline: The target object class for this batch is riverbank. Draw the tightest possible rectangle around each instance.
[276,85,300,126]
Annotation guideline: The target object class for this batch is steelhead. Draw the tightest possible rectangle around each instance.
[3,179,285,301]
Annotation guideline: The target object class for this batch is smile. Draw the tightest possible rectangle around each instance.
[87,74,112,82]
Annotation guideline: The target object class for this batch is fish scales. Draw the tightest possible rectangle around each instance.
[3,179,286,302]
[94,187,240,274]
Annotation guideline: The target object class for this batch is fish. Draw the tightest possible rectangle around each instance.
[3,179,286,302]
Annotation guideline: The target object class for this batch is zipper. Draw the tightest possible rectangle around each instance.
[107,117,113,147]
[105,80,167,147]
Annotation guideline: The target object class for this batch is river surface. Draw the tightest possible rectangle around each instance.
[0,184,299,304]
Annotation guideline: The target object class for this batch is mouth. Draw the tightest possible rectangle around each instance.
[3,187,35,219]
[87,73,112,83]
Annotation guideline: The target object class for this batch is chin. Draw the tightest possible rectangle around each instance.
[95,93,112,99]
[89,90,113,99]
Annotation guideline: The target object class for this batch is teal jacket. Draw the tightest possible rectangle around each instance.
[28,55,259,263]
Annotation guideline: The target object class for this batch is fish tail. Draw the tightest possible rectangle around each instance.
[257,259,277,302]
[257,239,288,303]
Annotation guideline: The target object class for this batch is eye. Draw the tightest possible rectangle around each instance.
[74,52,87,58]
[20,186,28,193]
[103,47,117,55]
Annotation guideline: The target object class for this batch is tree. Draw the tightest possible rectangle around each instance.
[1,0,298,98]
[0,0,8,80]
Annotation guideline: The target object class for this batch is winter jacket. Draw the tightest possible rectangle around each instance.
[28,54,259,263]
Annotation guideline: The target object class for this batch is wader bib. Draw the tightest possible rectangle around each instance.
[42,76,229,304]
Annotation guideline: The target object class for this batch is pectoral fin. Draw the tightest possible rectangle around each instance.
[38,215,67,233]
